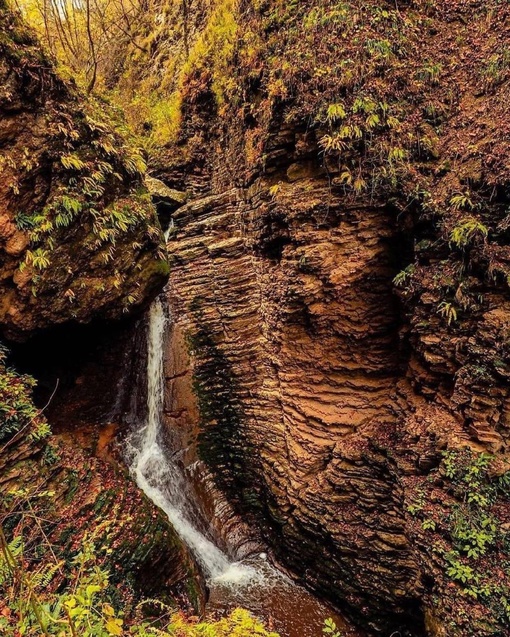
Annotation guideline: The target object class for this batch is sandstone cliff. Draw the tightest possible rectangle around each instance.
[109,0,510,634]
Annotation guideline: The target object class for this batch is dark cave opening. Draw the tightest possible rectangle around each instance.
[6,315,146,432]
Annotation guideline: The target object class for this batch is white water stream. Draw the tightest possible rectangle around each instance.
[126,297,258,585]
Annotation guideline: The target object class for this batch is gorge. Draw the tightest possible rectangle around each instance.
[127,293,357,637]
[1,1,510,637]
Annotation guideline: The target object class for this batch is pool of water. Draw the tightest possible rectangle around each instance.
[207,556,361,637]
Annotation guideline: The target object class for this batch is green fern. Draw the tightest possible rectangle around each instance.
[387,147,407,164]
[25,248,51,271]
[366,38,393,59]
[450,192,475,211]
[60,154,86,171]
[123,152,147,176]
[393,264,415,288]
[0,535,23,585]
[31,561,63,590]
[319,133,348,153]
[365,112,380,129]
[449,217,488,248]
[352,96,377,114]
[55,197,82,228]
[15,211,36,230]
[325,102,346,122]
[418,62,442,85]
[29,422,51,442]
[437,301,458,326]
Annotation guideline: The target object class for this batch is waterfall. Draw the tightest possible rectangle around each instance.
[123,295,355,637]
[126,296,256,583]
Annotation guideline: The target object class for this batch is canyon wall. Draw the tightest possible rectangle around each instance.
[0,0,169,339]
[114,0,510,634]
[164,176,425,633]
[0,2,202,614]
[3,0,510,634]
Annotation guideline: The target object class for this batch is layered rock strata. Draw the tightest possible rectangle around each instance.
[135,1,510,634]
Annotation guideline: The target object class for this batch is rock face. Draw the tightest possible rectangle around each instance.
[0,3,203,616]
[164,152,425,634]
[0,410,202,609]
[0,2,168,339]
[112,0,510,634]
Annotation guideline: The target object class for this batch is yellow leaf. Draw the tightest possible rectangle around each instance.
[86,584,101,598]
[103,603,115,617]
[106,618,123,636]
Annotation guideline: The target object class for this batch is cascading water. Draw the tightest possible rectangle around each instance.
[125,295,359,637]
[126,297,256,583]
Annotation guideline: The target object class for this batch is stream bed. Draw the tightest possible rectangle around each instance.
[207,558,357,637]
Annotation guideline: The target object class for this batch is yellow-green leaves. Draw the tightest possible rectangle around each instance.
[60,154,86,171]
[22,248,51,271]
[449,217,488,249]
[106,617,123,635]
[325,102,346,123]
[437,301,457,326]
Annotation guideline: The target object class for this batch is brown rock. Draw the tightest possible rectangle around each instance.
[5,230,28,256]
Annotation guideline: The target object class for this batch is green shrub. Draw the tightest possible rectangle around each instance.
[449,217,488,249]
[0,353,42,444]
[0,524,280,637]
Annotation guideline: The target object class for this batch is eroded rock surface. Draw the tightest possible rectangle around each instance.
[125,1,510,634]
[4,0,509,634]
[163,160,425,633]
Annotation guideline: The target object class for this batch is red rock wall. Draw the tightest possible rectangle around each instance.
[108,0,510,633]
